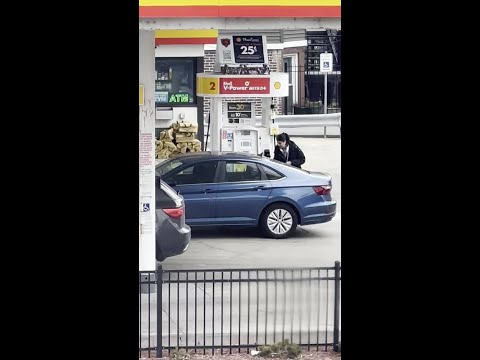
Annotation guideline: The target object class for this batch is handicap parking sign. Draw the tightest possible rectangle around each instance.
[320,53,333,73]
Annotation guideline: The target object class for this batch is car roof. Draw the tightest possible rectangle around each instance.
[158,151,266,163]
[156,151,321,179]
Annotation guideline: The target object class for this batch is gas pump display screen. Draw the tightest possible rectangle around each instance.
[155,58,196,106]
[228,112,251,119]
[226,102,253,125]
[227,103,252,112]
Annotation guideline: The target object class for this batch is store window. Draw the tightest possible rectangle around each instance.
[155,58,197,106]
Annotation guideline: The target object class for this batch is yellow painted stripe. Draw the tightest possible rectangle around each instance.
[139,85,144,106]
[155,29,218,38]
[140,0,340,6]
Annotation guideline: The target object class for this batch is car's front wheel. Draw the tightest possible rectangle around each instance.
[260,203,298,239]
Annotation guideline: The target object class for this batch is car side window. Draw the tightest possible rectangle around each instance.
[260,165,284,180]
[224,161,261,182]
[157,159,184,177]
[164,161,218,185]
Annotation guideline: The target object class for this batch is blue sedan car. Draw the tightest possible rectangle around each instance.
[156,152,336,239]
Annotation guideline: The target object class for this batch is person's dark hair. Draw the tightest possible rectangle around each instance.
[276,132,290,143]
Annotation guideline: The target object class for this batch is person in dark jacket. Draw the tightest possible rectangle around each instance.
[273,133,305,168]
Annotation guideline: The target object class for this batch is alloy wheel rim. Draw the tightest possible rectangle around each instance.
[267,209,293,234]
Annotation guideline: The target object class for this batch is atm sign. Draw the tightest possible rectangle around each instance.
[169,93,190,103]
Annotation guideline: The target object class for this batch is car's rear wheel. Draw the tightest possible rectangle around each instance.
[260,203,298,239]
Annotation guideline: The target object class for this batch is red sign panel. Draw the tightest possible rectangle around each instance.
[219,77,269,95]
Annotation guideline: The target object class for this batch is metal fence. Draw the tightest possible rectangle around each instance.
[283,64,341,116]
[140,262,341,358]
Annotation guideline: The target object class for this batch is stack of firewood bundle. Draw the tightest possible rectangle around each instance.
[155,121,201,159]
[172,121,198,134]
[176,139,202,154]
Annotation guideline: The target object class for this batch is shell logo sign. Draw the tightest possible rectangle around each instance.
[140,0,341,18]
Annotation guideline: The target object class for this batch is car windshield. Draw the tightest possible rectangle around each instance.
[156,159,184,176]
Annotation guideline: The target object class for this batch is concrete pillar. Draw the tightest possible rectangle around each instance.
[139,30,156,271]
[261,97,272,127]
[210,97,222,152]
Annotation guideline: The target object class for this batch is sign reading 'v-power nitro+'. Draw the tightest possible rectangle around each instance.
[196,73,288,97]
[220,78,269,94]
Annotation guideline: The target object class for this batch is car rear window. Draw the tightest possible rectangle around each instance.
[260,165,284,180]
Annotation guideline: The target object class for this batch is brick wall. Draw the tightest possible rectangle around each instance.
[203,49,284,119]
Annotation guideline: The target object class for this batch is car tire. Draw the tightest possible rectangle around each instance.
[260,203,298,239]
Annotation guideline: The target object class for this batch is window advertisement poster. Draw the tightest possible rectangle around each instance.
[218,35,270,75]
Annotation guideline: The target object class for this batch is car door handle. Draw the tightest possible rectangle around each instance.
[255,185,266,191]
[203,188,213,194]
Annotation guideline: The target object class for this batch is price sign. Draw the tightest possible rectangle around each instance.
[233,36,265,63]
[218,35,268,66]
[227,102,252,112]
[226,102,253,125]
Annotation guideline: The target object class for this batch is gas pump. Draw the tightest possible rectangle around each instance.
[196,34,289,154]
[220,101,271,155]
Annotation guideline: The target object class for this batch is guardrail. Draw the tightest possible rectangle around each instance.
[204,113,341,139]
[271,113,341,139]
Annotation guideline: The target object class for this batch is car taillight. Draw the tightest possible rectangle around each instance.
[313,186,331,195]
[163,207,184,219]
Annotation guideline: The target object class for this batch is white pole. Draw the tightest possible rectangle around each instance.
[261,98,272,127]
[324,72,328,114]
[324,72,328,138]
[210,97,222,151]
